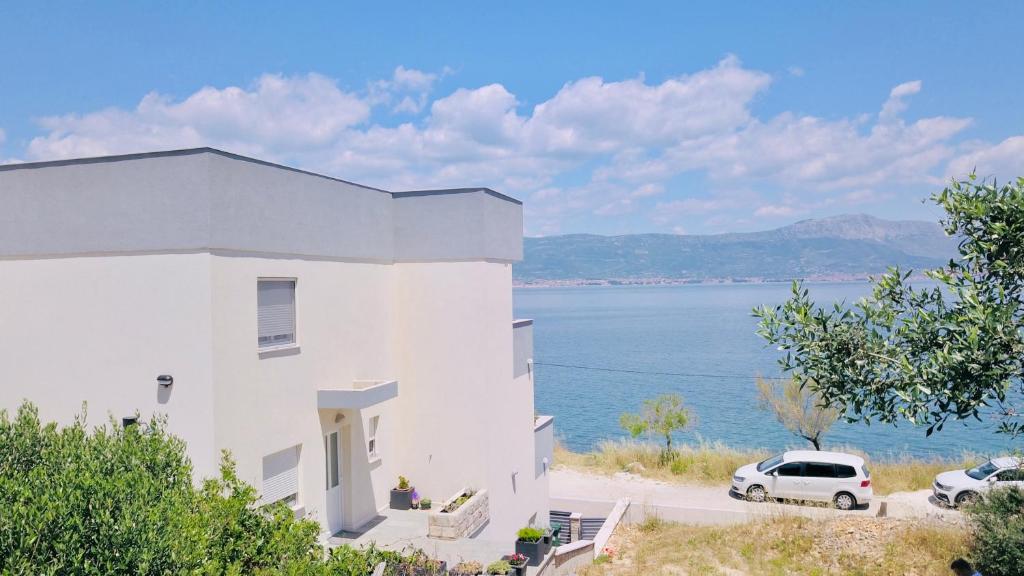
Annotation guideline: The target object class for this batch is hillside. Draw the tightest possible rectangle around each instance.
[515,214,958,284]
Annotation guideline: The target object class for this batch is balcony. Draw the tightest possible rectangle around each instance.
[318,379,398,409]
[513,319,533,378]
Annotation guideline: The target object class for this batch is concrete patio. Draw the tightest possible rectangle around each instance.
[329,509,530,570]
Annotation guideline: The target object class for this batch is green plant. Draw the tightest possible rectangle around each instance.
[397,475,410,490]
[442,490,475,513]
[452,559,483,575]
[755,174,1024,439]
[516,526,544,542]
[420,497,432,509]
[486,559,512,575]
[756,377,838,450]
[965,486,1024,576]
[620,394,691,463]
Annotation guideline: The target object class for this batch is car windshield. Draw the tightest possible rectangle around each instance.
[966,460,999,480]
[757,454,784,472]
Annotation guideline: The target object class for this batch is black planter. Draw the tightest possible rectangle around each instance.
[514,539,543,566]
[542,530,552,555]
[390,488,413,510]
[502,555,529,576]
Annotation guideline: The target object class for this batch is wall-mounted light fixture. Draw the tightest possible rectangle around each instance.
[157,375,174,387]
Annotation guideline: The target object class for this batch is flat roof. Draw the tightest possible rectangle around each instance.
[0,147,523,205]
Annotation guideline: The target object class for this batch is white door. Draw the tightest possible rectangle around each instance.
[771,462,804,499]
[324,431,343,534]
[802,462,838,502]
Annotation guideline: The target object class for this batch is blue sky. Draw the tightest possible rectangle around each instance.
[2,1,1022,236]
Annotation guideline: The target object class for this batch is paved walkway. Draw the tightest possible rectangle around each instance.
[328,509,552,573]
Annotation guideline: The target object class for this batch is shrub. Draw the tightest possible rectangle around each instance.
[486,560,511,575]
[397,475,410,490]
[452,560,483,575]
[517,526,545,542]
[966,486,1024,576]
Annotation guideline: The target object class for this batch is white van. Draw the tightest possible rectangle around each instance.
[731,450,873,510]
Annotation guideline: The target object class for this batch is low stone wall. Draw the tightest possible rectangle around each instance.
[427,489,489,540]
[549,540,594,576]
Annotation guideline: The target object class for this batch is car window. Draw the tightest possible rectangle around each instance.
[805,462,837,478]
[835,465,857,478]
[967,460,999,480]
[861,465,870,478]
[996,468,1024,482]
[776,462,802,477]
[757,454,784,472]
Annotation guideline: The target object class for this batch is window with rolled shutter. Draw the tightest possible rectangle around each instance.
[262,445,300,505]
[258,279,296,348]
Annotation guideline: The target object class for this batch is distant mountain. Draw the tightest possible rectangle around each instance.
[515,214,959,284]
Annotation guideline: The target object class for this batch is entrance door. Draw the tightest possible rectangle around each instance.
[770,462,804,499]
[324,430,343,534]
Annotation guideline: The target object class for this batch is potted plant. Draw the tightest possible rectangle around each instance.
[390,475,414,510]
[485,560,511,575]
[504,553,529,576]
[411,489,421,509]
[514,526,544,566]
[420,497,432,510]
[451,560,483,576]
[401,548,447,575]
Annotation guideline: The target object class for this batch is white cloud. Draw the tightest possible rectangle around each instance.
[16,62,1019,235]
[947,135,1024,182]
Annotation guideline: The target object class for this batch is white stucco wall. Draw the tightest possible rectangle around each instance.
[0,253,219,478]
[208,255,397,532]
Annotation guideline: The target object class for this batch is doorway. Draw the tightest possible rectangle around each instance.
[324,430,343,534]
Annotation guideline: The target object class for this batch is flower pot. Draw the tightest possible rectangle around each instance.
[502,555,529,576]
[390,487,414,510]
[514,539,543,566]
[542,530,552,556]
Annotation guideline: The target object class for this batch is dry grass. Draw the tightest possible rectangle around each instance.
[554,440,979,495]
[578,515,969,576]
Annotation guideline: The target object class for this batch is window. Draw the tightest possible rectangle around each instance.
[805,462,837,478]
[776,462,802,476]
[262,445,300,506]
[996,468,1024,482]
[368,416,380,458]
[757,454,784,472]
[835,465,857,478]
[258,279,296,349]
[324,432,339,489]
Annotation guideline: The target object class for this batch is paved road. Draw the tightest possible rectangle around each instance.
[550,469,962,525]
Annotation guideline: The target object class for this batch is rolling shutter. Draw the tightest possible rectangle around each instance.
[258,280,296,348]
[262,446,299,505]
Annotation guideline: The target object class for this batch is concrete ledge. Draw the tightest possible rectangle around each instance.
[549,540,594,576]
[427,489,489,540]
[318,380,398,409]
[593,498,629,558]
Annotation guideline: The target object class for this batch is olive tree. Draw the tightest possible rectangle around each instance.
[754,175,1024,439]
[756,377,839,450]
[620,393,691,462]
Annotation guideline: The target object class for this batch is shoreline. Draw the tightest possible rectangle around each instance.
[513,275,935,288]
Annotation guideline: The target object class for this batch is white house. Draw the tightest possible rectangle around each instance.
[0,148,553,539]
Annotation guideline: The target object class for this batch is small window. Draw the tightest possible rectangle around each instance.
[368,416,380,458]
[262,445,300,506]
[805,462,837,478]
[776,462,802,476]
[835,465,857,478]
[258,279,296,349]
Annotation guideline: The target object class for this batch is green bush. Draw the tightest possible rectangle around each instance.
[516,526,545,542]
[0,402,436,575]
[966,486,1024,576]
[486,560,511,575]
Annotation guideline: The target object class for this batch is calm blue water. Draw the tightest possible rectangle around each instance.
[515,283,1015,459]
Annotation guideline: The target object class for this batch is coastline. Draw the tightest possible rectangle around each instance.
[513,274,934,288]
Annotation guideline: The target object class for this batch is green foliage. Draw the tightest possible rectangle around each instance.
[0,402,438,575]
[420,498,431,509]
[620,394,690,462]
[442,490,474,513]
[517,526,544,542]
[397,475,410,490]
[756,377,839,450]
[486,560,511,575]
[755,175,1024,439]
[965,486,1024,576]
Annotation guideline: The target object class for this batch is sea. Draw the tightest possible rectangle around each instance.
[514,282,1016,460]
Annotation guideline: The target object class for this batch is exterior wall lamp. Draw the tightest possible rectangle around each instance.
[157,374,173,387]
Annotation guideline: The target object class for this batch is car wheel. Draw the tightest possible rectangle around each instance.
[746,484,767,503]
[834,492,856,511]
[955,491,978,508]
